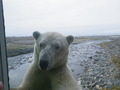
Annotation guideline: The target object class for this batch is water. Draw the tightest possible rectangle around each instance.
[8,53,33,88]
[9,63,30,87]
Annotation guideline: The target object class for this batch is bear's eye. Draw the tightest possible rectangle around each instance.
[40,43,45,48]
[54,44,60,50]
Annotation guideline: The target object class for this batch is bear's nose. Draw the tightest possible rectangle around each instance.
[40,59,49,70]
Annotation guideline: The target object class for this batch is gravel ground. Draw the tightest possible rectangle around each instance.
[69,40,120,90]
[8,36,120,89]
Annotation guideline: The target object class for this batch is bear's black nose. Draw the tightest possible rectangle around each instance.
[40,60,49,70]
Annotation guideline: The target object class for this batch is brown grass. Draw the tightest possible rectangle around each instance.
[74,37,95,43]
[100,42,111,47]
[100,41,120,68]
[100,86,120,90]
[112,55,120,67]
[7,43,33,51]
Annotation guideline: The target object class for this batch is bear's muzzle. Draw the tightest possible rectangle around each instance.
[39,52,51,70]
[40,59,49,70]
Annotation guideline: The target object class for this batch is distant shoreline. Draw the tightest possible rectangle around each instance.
[6,36,34,57]
[6,35,120,57]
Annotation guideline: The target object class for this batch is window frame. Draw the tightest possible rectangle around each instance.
[0,0,10,90]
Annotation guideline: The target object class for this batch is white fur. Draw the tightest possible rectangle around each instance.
[10,32,82,90]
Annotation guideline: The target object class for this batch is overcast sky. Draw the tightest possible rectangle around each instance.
[3,0,120,36]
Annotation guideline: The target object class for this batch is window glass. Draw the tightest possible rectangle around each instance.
[3,0,120,89]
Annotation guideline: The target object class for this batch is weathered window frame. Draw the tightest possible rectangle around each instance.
[0,0,10,90]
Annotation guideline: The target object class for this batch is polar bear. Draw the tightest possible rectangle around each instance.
[11,31,81,90]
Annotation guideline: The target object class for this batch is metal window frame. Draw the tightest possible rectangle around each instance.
[0,0,10,90]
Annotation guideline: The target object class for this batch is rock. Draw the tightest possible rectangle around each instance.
[89,56,93,59]
[72,42,78,45]
[94,58,99,62]
[22,59,27,62]
[92,87,98,90]
[28,58,33,63]
[20,62,23,65]
[8,66,14,70]
[114,80,120,86]
[105,84,112,89]
[77,73,80,76]
[96,51,102,54]
[30,55,32,58]
[84,87,89,90]
[71,69,74,72]
[96,85,102,89]
[94,77,96,80]
[78,79,81,85]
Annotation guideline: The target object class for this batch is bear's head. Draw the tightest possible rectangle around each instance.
[33,31,74,71]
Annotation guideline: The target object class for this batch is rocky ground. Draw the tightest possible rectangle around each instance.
[7,36,120,90]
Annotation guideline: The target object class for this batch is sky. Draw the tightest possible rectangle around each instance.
[3,0,120,36]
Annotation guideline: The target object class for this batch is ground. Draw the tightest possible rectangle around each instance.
[7,35,120,90]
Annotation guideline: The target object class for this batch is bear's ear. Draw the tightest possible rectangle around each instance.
[66,35,74,45]
[33,31,41,40]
